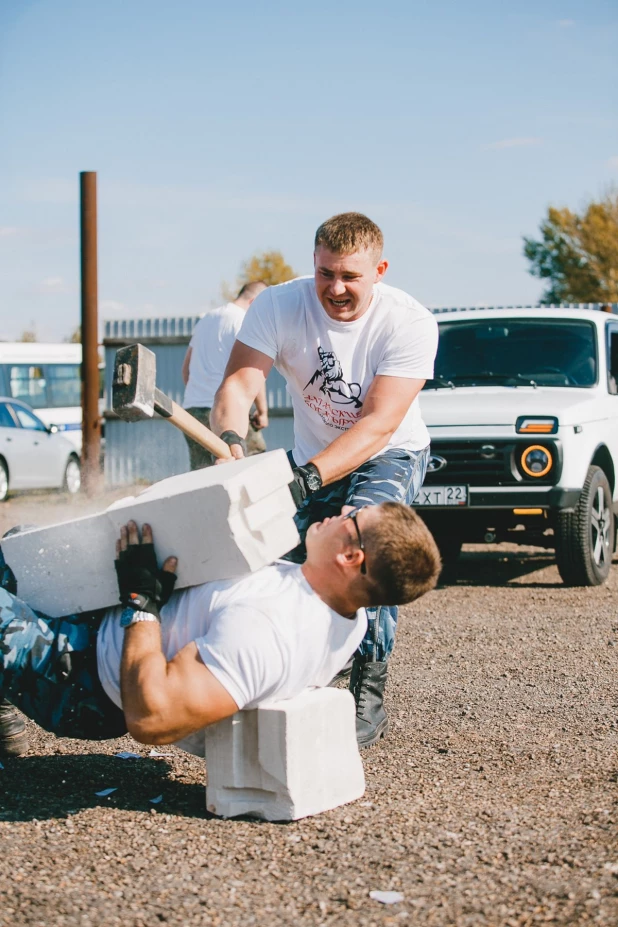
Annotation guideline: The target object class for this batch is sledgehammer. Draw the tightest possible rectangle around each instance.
[112,343,232,459]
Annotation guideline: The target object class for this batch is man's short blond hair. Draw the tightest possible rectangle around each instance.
[363,503,441,607]
[314,213,384,260]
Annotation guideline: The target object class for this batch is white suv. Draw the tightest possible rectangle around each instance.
[415,307,618,586]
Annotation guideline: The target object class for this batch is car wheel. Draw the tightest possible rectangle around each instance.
[555,465,613,586]
[0,459,8,503]
[63,456,81,495]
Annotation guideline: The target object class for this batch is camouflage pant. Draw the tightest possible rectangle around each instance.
[285,446,430,662]
[184,407,266,470]
[0,588,127,739]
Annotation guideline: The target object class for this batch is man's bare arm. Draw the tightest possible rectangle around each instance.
[211,341,274,457]
[118,521,238,743]
[181,347,192,386]
[121,632,238,744]
[310,375,426,485]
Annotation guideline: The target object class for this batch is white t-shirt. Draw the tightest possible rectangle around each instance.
[96,560,366,724]
[237,276,438,464]
[183,302,246,408]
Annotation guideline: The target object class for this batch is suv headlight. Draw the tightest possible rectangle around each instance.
[520,445,553,478]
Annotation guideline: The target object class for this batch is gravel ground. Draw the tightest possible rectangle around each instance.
[0,488,617,926]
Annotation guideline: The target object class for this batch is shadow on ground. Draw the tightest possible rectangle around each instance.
[0,754,207,821]
[440,546,562,587]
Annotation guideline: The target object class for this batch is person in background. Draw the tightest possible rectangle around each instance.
[182,281,268,469]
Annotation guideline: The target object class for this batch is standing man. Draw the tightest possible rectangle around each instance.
[210,213,439,747]
[182,281,269,469]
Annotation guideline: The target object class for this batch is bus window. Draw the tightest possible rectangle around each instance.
[9,365,47,409]
[46,364,82,408]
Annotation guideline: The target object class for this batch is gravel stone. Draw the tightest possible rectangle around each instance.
[0,491,616,925]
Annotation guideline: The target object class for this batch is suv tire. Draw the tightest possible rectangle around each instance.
[555,465,613,586]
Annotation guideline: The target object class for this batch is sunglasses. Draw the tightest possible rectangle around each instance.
[344,507,367,575]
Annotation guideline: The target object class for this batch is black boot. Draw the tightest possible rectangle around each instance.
[0,700,29,758]
[349,655,389,748]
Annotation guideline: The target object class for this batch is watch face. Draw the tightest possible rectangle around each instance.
[305,465,322,492]
[307,473,321,491]
[120,607,137,628]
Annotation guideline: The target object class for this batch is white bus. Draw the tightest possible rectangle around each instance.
[0,343,86,450]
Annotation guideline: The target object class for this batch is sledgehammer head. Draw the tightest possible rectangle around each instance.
[113,344,157,421]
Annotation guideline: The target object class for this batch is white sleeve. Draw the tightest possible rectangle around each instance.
[194,606,285,709]
[188,316,204,349]
[377,313,439,379]
[236,288,279,360]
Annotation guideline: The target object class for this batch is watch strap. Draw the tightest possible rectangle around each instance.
[120,606,161,628]
[302,462,322,492]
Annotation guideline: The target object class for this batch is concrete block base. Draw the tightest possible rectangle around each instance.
[204,687,365,821]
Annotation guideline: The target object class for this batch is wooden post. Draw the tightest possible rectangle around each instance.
[80,171,103,495]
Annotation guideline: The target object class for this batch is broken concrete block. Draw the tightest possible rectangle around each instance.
[204,688,366,821]
[2,450,298,617]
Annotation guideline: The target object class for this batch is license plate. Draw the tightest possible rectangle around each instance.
[413,485,468,506]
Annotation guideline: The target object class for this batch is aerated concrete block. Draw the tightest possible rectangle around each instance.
[2,450,298,617]
[204,688,366,821]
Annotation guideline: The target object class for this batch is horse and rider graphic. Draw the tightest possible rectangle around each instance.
[304,346,363,409]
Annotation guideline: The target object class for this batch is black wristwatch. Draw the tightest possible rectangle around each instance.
[300,462,322,493]
[289,462,323,508]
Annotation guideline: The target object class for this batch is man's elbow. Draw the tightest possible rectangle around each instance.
[364,415,399,445]
[124,706,177,745]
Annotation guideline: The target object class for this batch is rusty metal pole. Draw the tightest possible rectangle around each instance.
[80,171,103,495]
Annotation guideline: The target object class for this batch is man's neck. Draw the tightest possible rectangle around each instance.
[300,563,361,619]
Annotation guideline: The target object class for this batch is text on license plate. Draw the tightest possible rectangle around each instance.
[414,485,468,506]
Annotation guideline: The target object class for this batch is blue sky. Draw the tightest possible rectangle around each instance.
[0,0,616,341]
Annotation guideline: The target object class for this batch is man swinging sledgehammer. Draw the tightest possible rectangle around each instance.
[210,212,439,746]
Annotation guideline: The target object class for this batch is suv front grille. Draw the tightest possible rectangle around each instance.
[426,440,559,486]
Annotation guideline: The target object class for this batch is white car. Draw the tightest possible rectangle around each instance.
[0,397,81,501]
[415,307,618,586]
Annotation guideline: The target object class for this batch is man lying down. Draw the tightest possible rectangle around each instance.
[0,503,440,758]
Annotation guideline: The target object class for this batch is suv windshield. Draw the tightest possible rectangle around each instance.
[425,318,597,388]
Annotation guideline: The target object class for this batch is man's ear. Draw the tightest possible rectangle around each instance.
[336,548,364,572]
[374,258,388,283]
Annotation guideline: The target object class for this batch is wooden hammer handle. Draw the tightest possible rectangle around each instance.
[167,401,233,459]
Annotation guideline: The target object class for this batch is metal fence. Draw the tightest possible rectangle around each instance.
[103,316,294,485]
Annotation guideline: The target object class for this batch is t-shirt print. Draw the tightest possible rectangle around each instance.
[303,345,364,431]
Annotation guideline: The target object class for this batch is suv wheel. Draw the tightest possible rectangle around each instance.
[555,465,614,586]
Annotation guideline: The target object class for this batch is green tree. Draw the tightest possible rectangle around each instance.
[523,191,618,304]
[222,250,298,300]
